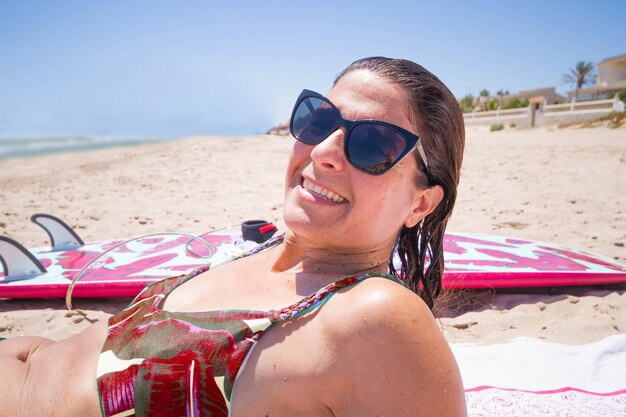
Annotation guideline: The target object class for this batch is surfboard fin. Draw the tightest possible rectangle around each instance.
[0,236,47,282]
[31,213,84,250]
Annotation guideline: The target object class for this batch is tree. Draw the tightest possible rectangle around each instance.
[479,89,490,97]
[563,61,597,99]
[458,94,476,113]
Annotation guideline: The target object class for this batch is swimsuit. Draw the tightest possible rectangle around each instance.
[96,235,404,417]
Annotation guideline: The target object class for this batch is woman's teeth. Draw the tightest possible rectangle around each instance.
[302,179,346,203]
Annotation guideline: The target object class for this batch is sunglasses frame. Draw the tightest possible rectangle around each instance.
[289,89,431,177]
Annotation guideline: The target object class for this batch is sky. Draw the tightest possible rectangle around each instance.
[0,0,624,137]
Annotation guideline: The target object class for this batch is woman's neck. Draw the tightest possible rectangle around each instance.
[268,230,393,278]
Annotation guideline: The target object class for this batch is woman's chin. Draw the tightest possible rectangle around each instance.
[283,203,334,242]
[283,206,317,234]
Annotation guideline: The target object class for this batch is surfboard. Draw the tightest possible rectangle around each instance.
[0,215,278,300]
[438,233,626,289]
[1,214,625,299]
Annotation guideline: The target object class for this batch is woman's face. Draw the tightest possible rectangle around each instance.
[283,70,428,252]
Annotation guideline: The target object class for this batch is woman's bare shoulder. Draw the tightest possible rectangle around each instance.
[320,277,467,417]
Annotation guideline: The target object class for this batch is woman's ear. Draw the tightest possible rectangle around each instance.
[404,185,444,228]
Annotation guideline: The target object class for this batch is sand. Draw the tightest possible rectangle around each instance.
[0,125,624,344]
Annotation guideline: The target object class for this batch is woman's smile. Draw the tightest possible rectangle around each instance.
[299,177,348,204]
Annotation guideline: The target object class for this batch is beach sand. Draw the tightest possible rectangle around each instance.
[1,125,624,344]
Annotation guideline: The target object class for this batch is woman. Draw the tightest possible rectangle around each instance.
[1,57,466,417]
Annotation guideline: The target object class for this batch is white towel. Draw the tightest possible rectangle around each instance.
[451,334,626,416]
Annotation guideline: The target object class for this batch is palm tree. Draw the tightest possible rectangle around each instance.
[563,61,597,100]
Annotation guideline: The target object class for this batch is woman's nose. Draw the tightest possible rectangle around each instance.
[309,128,347,172]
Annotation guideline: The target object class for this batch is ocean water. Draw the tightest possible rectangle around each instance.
[0,135,175,160]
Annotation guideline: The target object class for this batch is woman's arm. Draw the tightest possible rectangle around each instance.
[325,278,467,417]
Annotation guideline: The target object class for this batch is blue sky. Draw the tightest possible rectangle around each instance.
[0,1,624,137]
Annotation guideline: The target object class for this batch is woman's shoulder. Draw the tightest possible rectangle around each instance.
[318,275,467,416]
[324,273,434,330]
[321,275,442,349]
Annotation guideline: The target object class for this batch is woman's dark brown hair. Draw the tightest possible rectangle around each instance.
[335,57,465,311]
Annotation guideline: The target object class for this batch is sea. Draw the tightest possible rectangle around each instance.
[0,135,176,160]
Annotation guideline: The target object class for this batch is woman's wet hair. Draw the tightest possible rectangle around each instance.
[334,57,465,311]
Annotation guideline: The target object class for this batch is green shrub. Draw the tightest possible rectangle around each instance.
[502,98,529,109]
[459,94,476,113]
[618,90,626,103]
[486,99,499,111]
[490,123,504,132]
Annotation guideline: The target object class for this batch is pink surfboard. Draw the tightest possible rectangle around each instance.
[438,233,626,289]
[0,231,256,298]
[0,215,625,299]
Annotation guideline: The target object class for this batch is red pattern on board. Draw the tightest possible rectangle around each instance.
[57,250,102,270]
[139,237,191,256]
[443,234,515,255]
[536,245,624,271]
[73,253,179,282]
[505,238,533,245]
[456,248,588,271]
[101,240,132,253]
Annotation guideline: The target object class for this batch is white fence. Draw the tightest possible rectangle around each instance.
[464,107,530,127]
[543,97,622,114]
[464,107,528,120]
[464,94,624,127]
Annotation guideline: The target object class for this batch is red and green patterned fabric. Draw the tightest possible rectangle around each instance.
[97,235,403,416]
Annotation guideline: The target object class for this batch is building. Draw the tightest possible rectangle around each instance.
[567,53,626,101]
[475,87,566,112]
[500,87,567,105]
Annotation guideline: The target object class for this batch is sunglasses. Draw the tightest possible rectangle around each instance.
[289,89,430,176]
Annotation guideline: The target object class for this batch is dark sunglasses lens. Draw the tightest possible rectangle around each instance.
[347,124,408,174]
[292,97,337,144]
